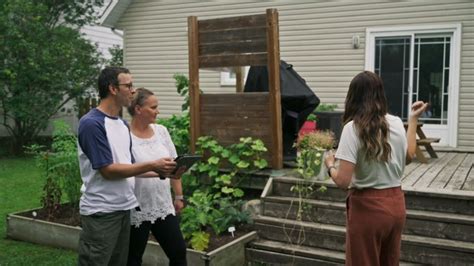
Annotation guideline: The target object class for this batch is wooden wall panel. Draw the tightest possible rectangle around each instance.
[200,93,273,162]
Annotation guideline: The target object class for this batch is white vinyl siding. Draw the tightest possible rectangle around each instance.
[115,1,474,150]
[81,25,122,59]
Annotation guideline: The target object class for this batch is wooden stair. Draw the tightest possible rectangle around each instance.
[246,176,474,265]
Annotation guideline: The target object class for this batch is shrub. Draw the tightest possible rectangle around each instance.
[26,120,81,219]
[179,136,267,251]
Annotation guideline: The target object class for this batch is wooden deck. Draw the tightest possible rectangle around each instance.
[402,152,474,193]
[246,152,474,197]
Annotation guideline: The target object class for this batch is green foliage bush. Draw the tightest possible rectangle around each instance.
[26,120,81,218]
[179,136,268,251]
[158,113,190,155]
[157,74,268,251]
[315,103,337,112]
[0,0,103,154]
[157,73,191,155]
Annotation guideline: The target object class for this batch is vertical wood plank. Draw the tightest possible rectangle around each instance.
[188,16,200,154]
[266,8,283,169]
[235,67,244,93]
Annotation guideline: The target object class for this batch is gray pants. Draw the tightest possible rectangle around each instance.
[78,210,131,266]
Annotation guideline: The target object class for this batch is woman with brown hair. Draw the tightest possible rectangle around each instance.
[324,71,427,265]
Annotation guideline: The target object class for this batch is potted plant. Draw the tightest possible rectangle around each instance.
[298,113,317,136]
[281,130,334,246]
[294,130,335,180]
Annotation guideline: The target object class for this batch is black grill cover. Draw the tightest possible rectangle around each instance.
[244,60,320,160]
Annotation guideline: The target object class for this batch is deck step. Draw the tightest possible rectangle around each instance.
[247,239,344,265]
[247,240,423,266]
[254,215,474,265]
[270,176,474,215]
[262,195,474,242]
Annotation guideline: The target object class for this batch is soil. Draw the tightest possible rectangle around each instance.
[18,203,255,252]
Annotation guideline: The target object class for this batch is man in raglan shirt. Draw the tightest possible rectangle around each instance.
[77,67,177,266]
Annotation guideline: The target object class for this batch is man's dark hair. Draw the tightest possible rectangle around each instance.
[98,67,131,99]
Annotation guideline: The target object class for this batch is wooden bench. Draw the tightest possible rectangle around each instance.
[404,122,440,163]
[416,137,440,162]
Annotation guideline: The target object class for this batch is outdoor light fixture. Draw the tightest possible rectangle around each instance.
[352,34,360,49]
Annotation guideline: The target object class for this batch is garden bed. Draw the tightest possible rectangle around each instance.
[7,205,258,266]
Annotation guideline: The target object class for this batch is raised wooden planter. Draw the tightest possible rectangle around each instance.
[6,208,258,266]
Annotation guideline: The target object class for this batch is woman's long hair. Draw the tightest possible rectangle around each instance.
[343,71,391,162]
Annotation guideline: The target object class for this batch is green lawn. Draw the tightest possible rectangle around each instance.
[0,157,76,265]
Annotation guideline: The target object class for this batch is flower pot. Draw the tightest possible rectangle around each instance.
[298,121,317,136]
[6,207,258,266]
[315,150,330,181]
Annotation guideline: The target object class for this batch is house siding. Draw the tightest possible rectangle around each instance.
[116,1,474,150]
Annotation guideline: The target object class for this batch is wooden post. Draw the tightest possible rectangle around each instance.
[235,67,244,93]
[188,16,200,154]
[266,9,283,169]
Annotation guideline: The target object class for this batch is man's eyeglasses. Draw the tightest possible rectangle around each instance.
[117,83,134,90]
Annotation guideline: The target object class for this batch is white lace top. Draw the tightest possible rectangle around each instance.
[130,124,177,227]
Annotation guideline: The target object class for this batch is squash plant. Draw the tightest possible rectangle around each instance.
[180,136,268,251]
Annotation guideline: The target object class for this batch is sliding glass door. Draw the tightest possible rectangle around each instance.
[366,24,460,146]
[374,35,450,124]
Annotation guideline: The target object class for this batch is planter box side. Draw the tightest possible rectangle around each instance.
[7,213,80,251]
[7,209,258,266]
[207,231,258,266]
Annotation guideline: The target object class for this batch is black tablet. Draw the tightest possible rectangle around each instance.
[172,154,202,174]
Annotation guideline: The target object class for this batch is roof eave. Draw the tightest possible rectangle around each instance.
[99,0,132,28]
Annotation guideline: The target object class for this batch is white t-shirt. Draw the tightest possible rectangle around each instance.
[130,124,177,227]
[77,108,138,215]
[335,114,407,189]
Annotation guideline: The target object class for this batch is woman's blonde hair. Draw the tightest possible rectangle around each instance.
[127,87,154,116]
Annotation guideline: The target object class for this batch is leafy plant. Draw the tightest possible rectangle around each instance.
[157,74,191,154]
[49,120,82,209]
[306,113,317,122]
[295,130,335,151]
[173,73,190,112]
[158,113,190,155]
[287,130,334,231]
[26,120,82,219]
[315,103,337,112]
[179,136,267,251]
[106,44,123,67]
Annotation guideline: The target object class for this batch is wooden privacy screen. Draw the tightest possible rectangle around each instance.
[188,9,283,169]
